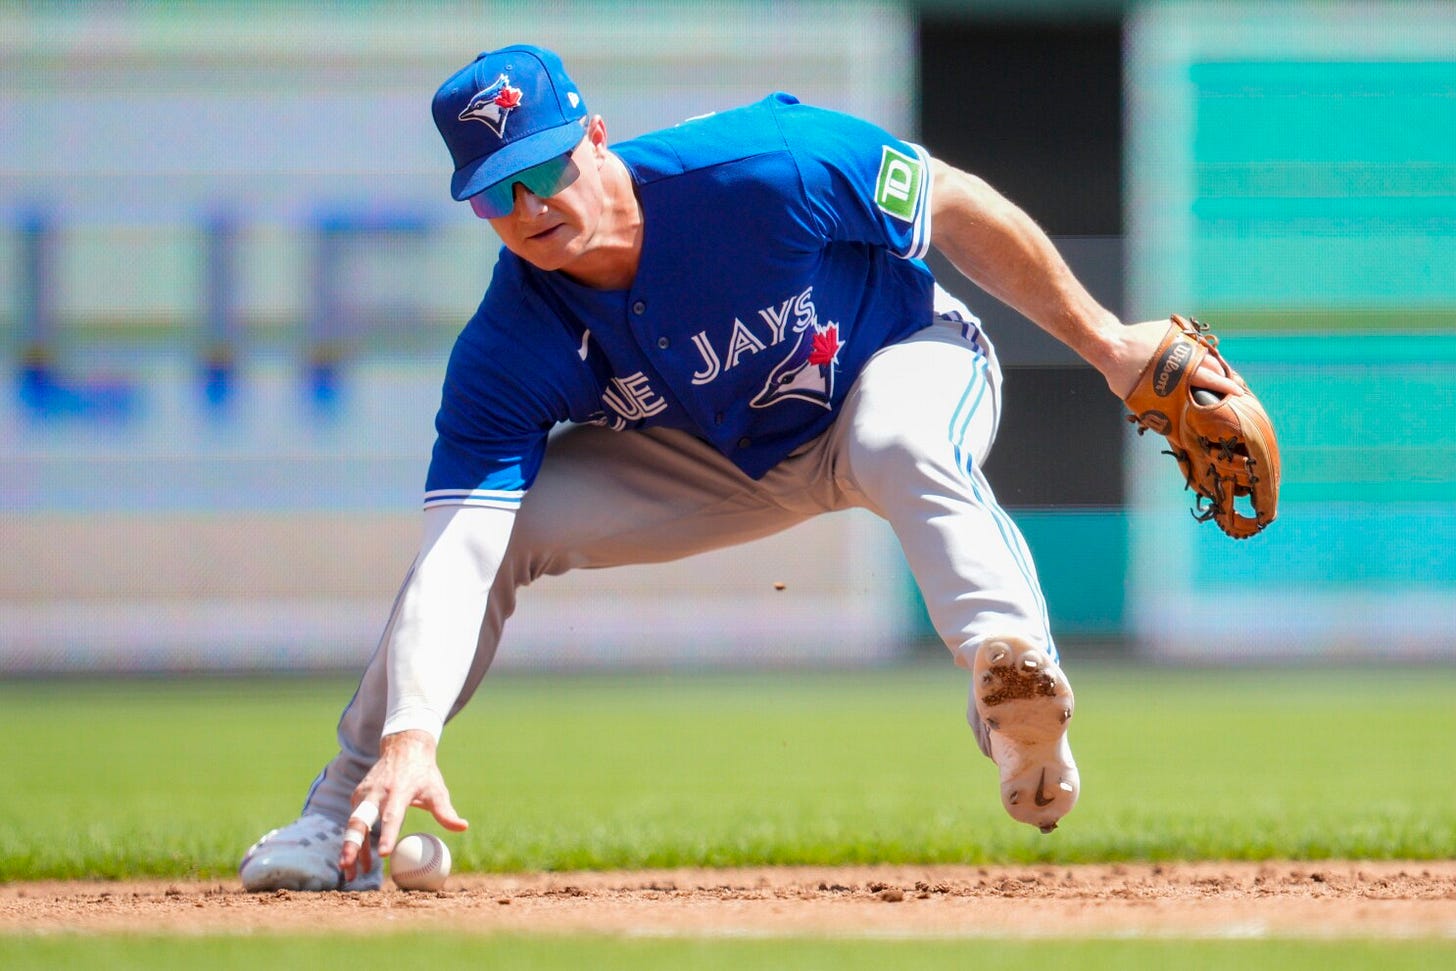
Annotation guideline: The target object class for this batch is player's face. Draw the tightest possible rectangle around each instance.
[482,124,612,274]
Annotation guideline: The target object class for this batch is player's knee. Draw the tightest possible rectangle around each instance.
[845,419,958,495]
[494,535,551,591]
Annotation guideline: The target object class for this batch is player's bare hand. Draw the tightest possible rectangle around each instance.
[1101,318,1245,400]
[338,729,469,881]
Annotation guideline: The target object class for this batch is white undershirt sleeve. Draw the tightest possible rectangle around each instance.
[381,503,517,741]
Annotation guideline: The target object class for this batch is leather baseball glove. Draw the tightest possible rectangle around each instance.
[1123,315,1280,539]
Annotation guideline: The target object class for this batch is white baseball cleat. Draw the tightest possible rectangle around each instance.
[238,813,382,892]
[972,637,1079,834]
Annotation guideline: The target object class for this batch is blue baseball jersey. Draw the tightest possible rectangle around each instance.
[426,93,937,509]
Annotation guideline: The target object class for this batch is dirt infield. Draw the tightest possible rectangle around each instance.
[5,861,1456,938]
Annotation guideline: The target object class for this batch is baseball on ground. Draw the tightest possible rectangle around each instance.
[389,832,451,891]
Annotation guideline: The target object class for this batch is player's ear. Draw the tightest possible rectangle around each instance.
[586,115,608,149]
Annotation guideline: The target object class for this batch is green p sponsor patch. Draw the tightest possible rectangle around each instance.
[874,145,923,222]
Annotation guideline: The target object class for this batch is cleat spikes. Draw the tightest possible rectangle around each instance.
[971,636,1079,835]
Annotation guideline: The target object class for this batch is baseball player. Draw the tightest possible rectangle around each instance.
[239,44,1251,891]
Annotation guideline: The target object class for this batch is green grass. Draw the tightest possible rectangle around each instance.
[2,935,1454,971]
[3,661,1455,882]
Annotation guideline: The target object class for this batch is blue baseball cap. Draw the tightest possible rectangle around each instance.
[432,45,589,202]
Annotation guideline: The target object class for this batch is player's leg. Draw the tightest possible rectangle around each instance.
[294,561,417,822]
[239,563,419,891]
[831,301,1078,832]
[835,310,1052,657]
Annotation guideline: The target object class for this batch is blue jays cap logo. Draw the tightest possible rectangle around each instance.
[433,45,589,202]
[458,74,524,139]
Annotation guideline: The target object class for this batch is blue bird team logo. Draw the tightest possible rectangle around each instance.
[751,321,842,410]
[458,75,524,138]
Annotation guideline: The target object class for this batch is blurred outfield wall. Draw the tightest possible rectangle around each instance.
[0,1,922,673]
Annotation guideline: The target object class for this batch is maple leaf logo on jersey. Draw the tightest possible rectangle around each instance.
[808,325,840,367]
[458,75,524,138]
[751,322,842,411]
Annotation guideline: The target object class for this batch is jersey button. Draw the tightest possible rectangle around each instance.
[656,336,670,349]
[737,436,751,449]
[632,300,646,315]
[714,412,724,426]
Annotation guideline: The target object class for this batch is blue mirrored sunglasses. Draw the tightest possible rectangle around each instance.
[468,151,581,219]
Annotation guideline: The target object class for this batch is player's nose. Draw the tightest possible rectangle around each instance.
[512,183,550,217]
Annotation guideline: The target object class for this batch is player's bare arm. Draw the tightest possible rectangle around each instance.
[927,158,1242,400]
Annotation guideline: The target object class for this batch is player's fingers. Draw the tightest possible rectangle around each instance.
[341,832,373,879]
[426,785,470,833]
[376,791,411,857]
[339,798,379,876]
[1191,355,1245,398]
[358,834,373,876]
[405,770,470,833]
[339,840,357,876]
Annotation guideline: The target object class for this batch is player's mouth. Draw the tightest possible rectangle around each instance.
[526,223,568,242]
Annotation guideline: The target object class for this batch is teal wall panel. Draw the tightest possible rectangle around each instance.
[1013,509,1127,636]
